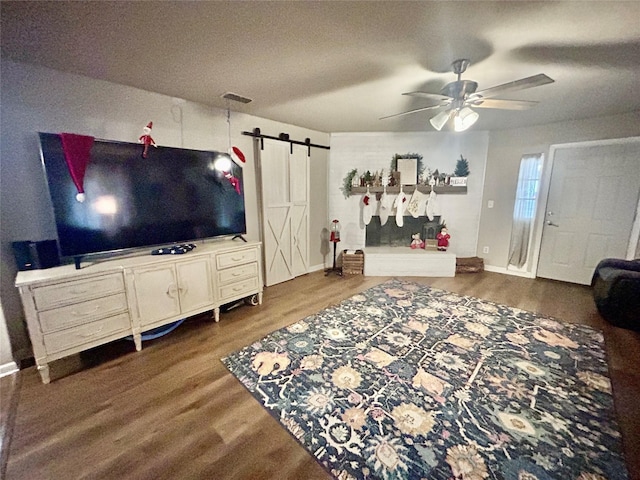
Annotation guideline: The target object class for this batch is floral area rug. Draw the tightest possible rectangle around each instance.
[222,279,628,480]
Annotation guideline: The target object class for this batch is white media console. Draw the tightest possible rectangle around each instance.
[15,239,263,384]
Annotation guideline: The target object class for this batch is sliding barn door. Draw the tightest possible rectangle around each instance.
[260,139,309,286]
[289,143,310,278]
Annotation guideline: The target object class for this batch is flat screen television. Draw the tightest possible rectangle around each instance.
[39,132,246,263]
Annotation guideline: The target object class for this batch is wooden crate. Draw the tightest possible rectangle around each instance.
[342,250,364,275]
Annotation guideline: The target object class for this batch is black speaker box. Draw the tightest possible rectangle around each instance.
[12,240,60,271]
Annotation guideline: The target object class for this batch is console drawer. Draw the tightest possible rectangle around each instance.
[39,293,129,333]
[218,263,258,286]
[43,313,131,355]
[219,277,259,302]
[33,273,125,310]
[216,248,258,269]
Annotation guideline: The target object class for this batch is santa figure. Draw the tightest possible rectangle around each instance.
[436,227,450,251]
[139,121,157,158]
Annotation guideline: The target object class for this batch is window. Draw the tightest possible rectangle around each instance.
[508,154,543,269]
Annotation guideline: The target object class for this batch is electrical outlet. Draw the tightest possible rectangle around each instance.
[487,200,494,208]
[483,246,489,254]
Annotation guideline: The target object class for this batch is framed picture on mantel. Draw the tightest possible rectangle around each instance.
[397,157,418,185]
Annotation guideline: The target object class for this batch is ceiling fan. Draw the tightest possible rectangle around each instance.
[381,59,554,131]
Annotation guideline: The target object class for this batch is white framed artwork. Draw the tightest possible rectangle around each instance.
[397,158,418,185]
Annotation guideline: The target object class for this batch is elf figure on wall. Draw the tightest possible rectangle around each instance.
[437,227,451,251]
[139,121,157,158]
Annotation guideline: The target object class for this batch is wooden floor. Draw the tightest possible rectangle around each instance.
[2,271,639,480]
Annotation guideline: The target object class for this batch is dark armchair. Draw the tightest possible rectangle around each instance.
[591,258,640,331]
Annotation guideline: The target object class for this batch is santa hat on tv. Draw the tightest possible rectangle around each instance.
[145,121,153,130]
[59,133,95,202]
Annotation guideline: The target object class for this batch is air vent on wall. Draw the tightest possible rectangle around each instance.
[222,92,253,104]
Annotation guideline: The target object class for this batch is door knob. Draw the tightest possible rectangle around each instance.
[546,221,559,227]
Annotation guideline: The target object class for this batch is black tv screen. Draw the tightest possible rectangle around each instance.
[39,132,246,259]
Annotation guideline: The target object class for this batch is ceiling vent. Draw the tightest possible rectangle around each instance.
[221,92,252,104]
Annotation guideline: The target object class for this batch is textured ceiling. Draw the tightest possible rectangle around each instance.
[2,1,639,133]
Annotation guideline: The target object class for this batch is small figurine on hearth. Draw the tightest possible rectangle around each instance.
[410,233,425,249]
[437,227,450,251]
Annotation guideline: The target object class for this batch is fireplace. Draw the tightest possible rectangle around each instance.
[366,216,443,247]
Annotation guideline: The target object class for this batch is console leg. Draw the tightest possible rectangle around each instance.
[38,363,50,384]
[214,307,220,323]
[133,333,142,352]
[258,292,263,305]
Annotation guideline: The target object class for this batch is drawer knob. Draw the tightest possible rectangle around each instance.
[166,284,178,297]
[71,306,100,317]
[78,325,105,337]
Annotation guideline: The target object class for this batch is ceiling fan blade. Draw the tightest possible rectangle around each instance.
[402,91,452,102]
[379,103,448,120]
[469,98,538,110]
[474,73,554,99]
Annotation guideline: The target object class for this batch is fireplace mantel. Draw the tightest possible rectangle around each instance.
[351,185,466,195]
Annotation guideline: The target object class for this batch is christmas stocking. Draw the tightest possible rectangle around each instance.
[426,190,438,220]
[362,193,373,225]
[379,191,394,226]
[394,191,407,227]
[406,189,426,218]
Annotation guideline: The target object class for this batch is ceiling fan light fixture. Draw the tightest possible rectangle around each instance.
[429,110,451,131]
[454,107,479,132]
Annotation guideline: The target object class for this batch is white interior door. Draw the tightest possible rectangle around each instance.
[537,140,640,285]
[260,140,309,286]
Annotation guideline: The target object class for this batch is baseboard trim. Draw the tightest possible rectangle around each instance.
[0,361,19,378]
[484,265,535,278]
[308,263,326,273]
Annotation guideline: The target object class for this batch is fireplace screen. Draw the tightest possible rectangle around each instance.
[366,216,443,247]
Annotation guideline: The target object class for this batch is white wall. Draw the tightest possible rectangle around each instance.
[478,112,640,271]
[0,59,329,361]
[329,132,489,257]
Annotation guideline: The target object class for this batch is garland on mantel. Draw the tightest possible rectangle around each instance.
[341,168,358,198]
[341,152,469,197]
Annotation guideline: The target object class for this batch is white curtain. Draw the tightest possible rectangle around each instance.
[508,154,543,268]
